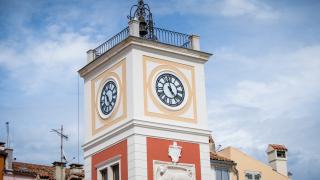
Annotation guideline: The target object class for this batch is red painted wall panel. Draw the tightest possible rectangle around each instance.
[92,140,128,180]
[147,137,202,180]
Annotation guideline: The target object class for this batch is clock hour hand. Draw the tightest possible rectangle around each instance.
[168,84,175,96]
[106,93,110,103]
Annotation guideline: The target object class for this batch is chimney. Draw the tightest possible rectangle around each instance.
[266,144,288,176]
[0,142,5,151]
[69,163,84,177]
[209,136,216,153]
[4,148,13,171]
[53,161,66,180]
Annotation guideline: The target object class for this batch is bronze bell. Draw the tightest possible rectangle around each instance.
[139,16,148,36]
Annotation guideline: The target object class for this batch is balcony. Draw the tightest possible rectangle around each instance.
[91,21,200,61]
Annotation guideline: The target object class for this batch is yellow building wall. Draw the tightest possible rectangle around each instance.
[218,147,289,180]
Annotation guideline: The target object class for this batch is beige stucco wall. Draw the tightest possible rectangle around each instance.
[218,147,289,180]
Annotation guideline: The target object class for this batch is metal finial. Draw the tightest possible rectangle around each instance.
[128,0,156,39]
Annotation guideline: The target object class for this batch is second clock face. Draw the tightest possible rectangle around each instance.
[155,73,185,107]
[100,80,117,116]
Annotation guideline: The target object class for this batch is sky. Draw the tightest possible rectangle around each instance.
[0,0,319,179]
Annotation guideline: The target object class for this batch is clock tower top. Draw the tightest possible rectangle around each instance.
[79,1,213,179]
[79,0,212,139]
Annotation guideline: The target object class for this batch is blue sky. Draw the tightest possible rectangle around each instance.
[0,0,319,179]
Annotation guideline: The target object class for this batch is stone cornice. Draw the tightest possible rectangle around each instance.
[82,118,211,157]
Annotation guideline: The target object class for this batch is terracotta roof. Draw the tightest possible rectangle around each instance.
[269,144,288,151]
[13,162,55,179]
[12,162,84,179]
[210,152,234,163]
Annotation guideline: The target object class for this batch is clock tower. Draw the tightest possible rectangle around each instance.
[79,1,213,179]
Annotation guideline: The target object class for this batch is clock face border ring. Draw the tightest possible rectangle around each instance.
[96,74,121,120]
[148,64,192,114]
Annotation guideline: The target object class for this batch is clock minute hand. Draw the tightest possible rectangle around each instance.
[168,84,175,96]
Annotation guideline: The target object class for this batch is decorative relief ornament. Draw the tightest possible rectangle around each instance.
[168,142,182,164]
[154,161,195,180]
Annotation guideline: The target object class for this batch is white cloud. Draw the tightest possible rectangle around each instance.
[0,27,94,94]
[219,0,278,20]
[155,0,279,21]
[208,45,320,173]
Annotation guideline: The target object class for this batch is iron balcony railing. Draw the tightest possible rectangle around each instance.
[152,27,191,49]
[94,27,192,58]
[95,27,130,57]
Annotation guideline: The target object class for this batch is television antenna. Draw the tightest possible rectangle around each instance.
[6,122,10,148]
[51,125,69,163]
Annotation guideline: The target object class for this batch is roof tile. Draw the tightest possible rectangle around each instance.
[210,152,234,163]
[270,144,288,151]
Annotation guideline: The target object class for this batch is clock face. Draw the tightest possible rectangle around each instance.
[155,73,185,107]
[100,80,117,116]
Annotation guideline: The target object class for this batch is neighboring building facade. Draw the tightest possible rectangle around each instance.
[4,162,84,180]
[209,137,238,180]
[210,152,237,180]
[0,143,7,180]
[217,145,291,180]
[0,142,84,180]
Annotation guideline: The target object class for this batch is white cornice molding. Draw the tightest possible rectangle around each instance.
[82,118,211,157]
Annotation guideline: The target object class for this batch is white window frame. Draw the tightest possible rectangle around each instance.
[96,155,121,180]
[245,171,262,180]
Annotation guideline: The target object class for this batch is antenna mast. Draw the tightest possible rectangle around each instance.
[51,125,69,162]
[6,122,10,148]
[77,74,80,163]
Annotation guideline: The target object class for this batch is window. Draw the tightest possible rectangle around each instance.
[216,168,229,180]
[111,164,119,180]
[100,168,108,180]
[245,172,261,180]
[97,157,121,180]
[277,150,286,158]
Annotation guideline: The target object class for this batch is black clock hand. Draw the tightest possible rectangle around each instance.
[168,84,175,96]
[106,93,110,103]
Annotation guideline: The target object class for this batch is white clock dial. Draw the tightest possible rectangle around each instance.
[155,73,185,107]
[100,80,117,116]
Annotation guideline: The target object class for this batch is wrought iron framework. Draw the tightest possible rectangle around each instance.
[94,27,191,58]
[153,27,191,48]
[128,0,155,39]
[94,27,129,57]
[93,0,192,59]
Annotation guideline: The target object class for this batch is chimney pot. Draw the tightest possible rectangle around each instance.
[4,148,13,171]
[53,161,66,180]
[266,144,288,177]
[69,163,84,175]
